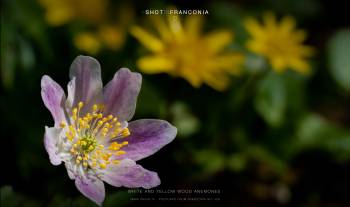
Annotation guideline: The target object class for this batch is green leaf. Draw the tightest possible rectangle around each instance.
[227,153,247,172]
[194,150,225,176]
[246,145,288,174]
[296,113,350,160]
[0,186,17,207]
[328,29,350,91]
[170,102,200,138]
[1,17,16,89]
[254,71,287,126]
[19,37,35,70]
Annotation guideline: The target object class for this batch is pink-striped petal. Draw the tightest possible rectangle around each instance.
[75,176,105,206]
[102,159,160,189]
[103,68,141,121]
[118,119,177,161]
[41,75,66,127]
[67,55,103,112]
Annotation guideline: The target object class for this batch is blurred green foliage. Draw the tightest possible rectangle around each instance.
[296,113,350,160]
[328,29,350,91]
[255,71,287,126]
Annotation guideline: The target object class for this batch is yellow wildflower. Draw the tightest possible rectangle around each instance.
[74,32,101,55]
[38,0,107,26]
[39,0,134,54]
[98,25,125,51]
[244,12,313,74]
[131,14,244,91]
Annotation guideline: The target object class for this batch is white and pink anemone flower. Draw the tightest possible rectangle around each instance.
[41,55,177,205]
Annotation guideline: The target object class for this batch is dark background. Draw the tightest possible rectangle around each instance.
[1,0,350,206]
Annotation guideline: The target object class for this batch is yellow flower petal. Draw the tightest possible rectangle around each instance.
[202,72,230,91]
[289,59,311,74]
[167,14,185,42]
[204,30,233,54]
[75,0,107,23]
[244,17,264,37]
[130,26,164,52]
[74,32,101,54]
[98,25,125,50]
[45,9,74,26]
[150,16,172,41]
[184,15,203,39]
[39,0,107,25]
[280,16,296,33]
[270,57,287,72]
[137,56,175,73]
[263,12,277,31]
[39,0,74,26]
[180,68,203,88]
[246,40,265,54]
[211,53,245,75]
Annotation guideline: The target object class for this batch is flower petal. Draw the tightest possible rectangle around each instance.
[184,15,203,39]
[44,126,62,165]
[65,162,76,180]
[75,177,105,206]
[149,16,172,41]
[130,26,164,52]
[203,30,233,54]
[244,17,264,37]
[66,77,76,110]
[209,53,244,75]
[103,68,141,121]
[118,119,177,161]
[202,71,230,91]
[67,55,103,111]
[280,16,296,33]
[102,159,160,189]
[137,55,175,74]
[41,75,66,127]
[167,12,185,42]
[180,67,203,88]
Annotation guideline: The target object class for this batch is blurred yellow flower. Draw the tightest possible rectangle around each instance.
[39,0,107,26]
[131,14,244,91]
[98,25,125,51]
[244,12,313,74]
[39,1,133,54]
[74,32,101,55]
[73,25,126,54]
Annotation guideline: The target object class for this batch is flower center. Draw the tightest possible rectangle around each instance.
[60,102,130,171]
[79,135,97,153]
[263,33,297,58]
[168,39,209,70]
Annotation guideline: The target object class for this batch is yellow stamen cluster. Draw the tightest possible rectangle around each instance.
[60,102,131,170]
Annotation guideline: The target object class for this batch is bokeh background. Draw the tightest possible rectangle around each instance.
[1,0,350,206]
